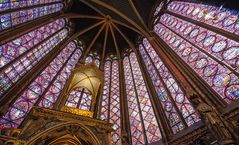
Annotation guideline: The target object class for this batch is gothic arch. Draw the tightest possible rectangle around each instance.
[26,122,101,145]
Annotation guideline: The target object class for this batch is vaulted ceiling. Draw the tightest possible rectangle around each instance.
[66,0,239,58]
[66,0,158,58]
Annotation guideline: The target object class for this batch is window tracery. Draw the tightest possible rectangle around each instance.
[139,38,200,133]
[65,88,93,111]
[0,2,63,32]
[153,1,239,103]
[100,58,121,145]
[167,1,239,35]
[0,19,67,98]
[0,41,82,128]
[123,52,162,144]
[85,53,100,67]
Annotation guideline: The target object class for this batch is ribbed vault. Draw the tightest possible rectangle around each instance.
[62,0,158,62]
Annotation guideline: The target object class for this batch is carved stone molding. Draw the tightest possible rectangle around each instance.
[0,107,114,145]
[30,107,114,131]
[61,106,94,118]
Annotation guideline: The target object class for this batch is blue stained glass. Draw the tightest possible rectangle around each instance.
[0,0,61,12]
[0,41,81,128]
[0,3,63,32]
[0,0,10,11]
[0,14,12,29]
[226,85,239,99]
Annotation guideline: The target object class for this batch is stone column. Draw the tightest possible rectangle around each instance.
[133,45,172,143]
[118,57,132,145]
[147,35,226,109]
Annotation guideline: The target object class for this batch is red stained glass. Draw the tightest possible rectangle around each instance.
[139,45,184,133]
[100,61,111,121]
[154,23,239,103]
[0,19,67,98]
[109,60,121,145]
[124,53,162,144]
[0,3,63,31]
[100,59,121,144]
[159,14,239,71]
[141,38,200,130]
[167,1,239,35]
[65,88,93,111]
[0,41,81,128]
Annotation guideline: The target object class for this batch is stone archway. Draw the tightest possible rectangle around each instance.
[26,122,101,145]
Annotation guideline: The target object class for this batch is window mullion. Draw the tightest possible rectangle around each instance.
[0,1,61,16]
[158,21,239,77]
[35,46,78,106]
[107,60,113,122]
[128,55,148,144]
[142,44,188,127]
[77,88,85,108]
[0,27,65,73]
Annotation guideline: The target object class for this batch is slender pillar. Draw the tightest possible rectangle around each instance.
[94,22,109,118]
[94,84,104,118]
[95,63,106,118]
[147,35,226,109]
[119,56,132,145]
[133,46,172,142]
[54,44,88,109]
[150,1,228,109]
[112,23,172,142]
[34,47,78,106]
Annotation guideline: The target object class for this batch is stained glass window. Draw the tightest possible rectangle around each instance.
[94,57,100,68]
[100,59,121,145]
[0,0,62,12]
[66,88,84,108]
[0,41,81,128]
[123,52,162,144]
[159,14,239,71]
[100,60,111,121]
[85,55,93,64]
[153,1,239,103]
[110,60,121,144]
[154,1,164,16]
[0,19,67,97]
[167,1,239,35]
[139,38,200,133]
[85,54,100,67]
[65,88,93,111]
[0,2,63,31]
